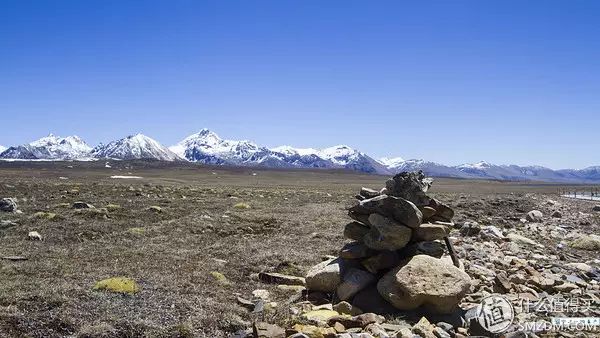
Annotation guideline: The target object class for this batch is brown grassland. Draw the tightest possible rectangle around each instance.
[0,161,597,337]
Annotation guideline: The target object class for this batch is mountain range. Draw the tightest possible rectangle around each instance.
[1,129,598,183]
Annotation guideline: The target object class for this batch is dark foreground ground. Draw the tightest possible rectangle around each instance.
[0,161,598,337]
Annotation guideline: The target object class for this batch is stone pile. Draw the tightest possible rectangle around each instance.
[305,171,473,315]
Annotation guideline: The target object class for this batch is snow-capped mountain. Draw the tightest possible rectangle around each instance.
[93,134,181,161]
[0,134,92,160]
[0,145,6,154]
[172,130,390,173]
[1,129,599,183]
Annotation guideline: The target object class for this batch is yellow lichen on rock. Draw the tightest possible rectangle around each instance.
[210,271,231,285]
[93,277,140,294]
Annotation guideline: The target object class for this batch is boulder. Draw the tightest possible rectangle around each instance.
[413,223,450,241]
[363,213,412,250]
[0,198,18,212]
[349,195,422,229]
[344,221,370,241]
[420,206,437,220]
[361,251,401,273]
[525,210,543,222]
[337,268,376,300]
[360,187,381,199]
[340,242,374,259]
[306,258,348,292]
[384,171,432,206]
[377,255,472,314]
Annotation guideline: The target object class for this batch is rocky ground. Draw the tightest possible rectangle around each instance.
[0,161,598,337]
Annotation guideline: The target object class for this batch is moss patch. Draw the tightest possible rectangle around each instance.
[93,277,140,294]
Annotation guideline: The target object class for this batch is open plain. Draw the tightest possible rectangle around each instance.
[0,161,599,337]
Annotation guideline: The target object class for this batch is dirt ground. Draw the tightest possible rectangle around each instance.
[0,161,598,337]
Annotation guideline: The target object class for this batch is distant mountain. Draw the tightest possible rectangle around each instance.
[1,130,598,183]
[93,134,181,161]
[0,134,92,160]
[171,129,390,174]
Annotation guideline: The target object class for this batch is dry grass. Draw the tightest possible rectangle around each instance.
[0,161,597,337]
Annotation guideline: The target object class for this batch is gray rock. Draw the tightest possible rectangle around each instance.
[377,255,472,314]
[551,210,562,218]
[459,221,480,236]
[361,251,401,273]
[337,268,376,300]
[526,210,543,222]
[593,205,600,212]
[413,223,450,241]
[340,242,374,259]
[349,195,422,229]
[384,171,432,206]
[0,198,18,212]
[360,187,381,199]
[72,201,95,209]
[306,258,344,292]
[333,301,363,315]
[0,220,18,229]
[363,213,412,250]
[344,221,371,241]
[479,225,505,241]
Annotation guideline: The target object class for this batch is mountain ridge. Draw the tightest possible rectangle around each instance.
[1,129,598,183]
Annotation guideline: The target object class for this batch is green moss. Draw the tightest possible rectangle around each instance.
[33,211,57,220]
[233,202,250,209]
[105,204,121,211]
[210,271,230,285]
[93,277,140,294]
[128,227,145,235]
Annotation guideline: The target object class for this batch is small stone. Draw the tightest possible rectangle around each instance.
[258,272,306,286]
[413,223,450,241]
[333,301,363,316]
[433,327,451,338]
[0,220,18,229]
[210,271,231,285]
[551,210,562,218]
[28,231,43,241]
[0,198,18,212]
[253,322,285,338]
[301,309,340,322]
[459,221,480,236]
[147,205,162,213]
[592,205,600,212]
[526,210,543,222]
[252,289,270,300]
[360,187,381,199]
[72,201,94,209]
[412,317,435,338]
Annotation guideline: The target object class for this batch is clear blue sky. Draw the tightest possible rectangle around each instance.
[1,1,599,169]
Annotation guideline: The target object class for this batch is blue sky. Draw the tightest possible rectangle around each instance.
[1,1,599,169]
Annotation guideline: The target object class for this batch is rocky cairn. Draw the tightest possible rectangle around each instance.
[306,171,472,315]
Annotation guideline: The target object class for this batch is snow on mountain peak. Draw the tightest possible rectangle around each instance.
[93,134,180,161]
[270,145,319,157]
[0,145,6,154]
[379,157,405,167]
[458,160,492,170]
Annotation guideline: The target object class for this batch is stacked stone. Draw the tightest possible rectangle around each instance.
[305,171,472,315]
